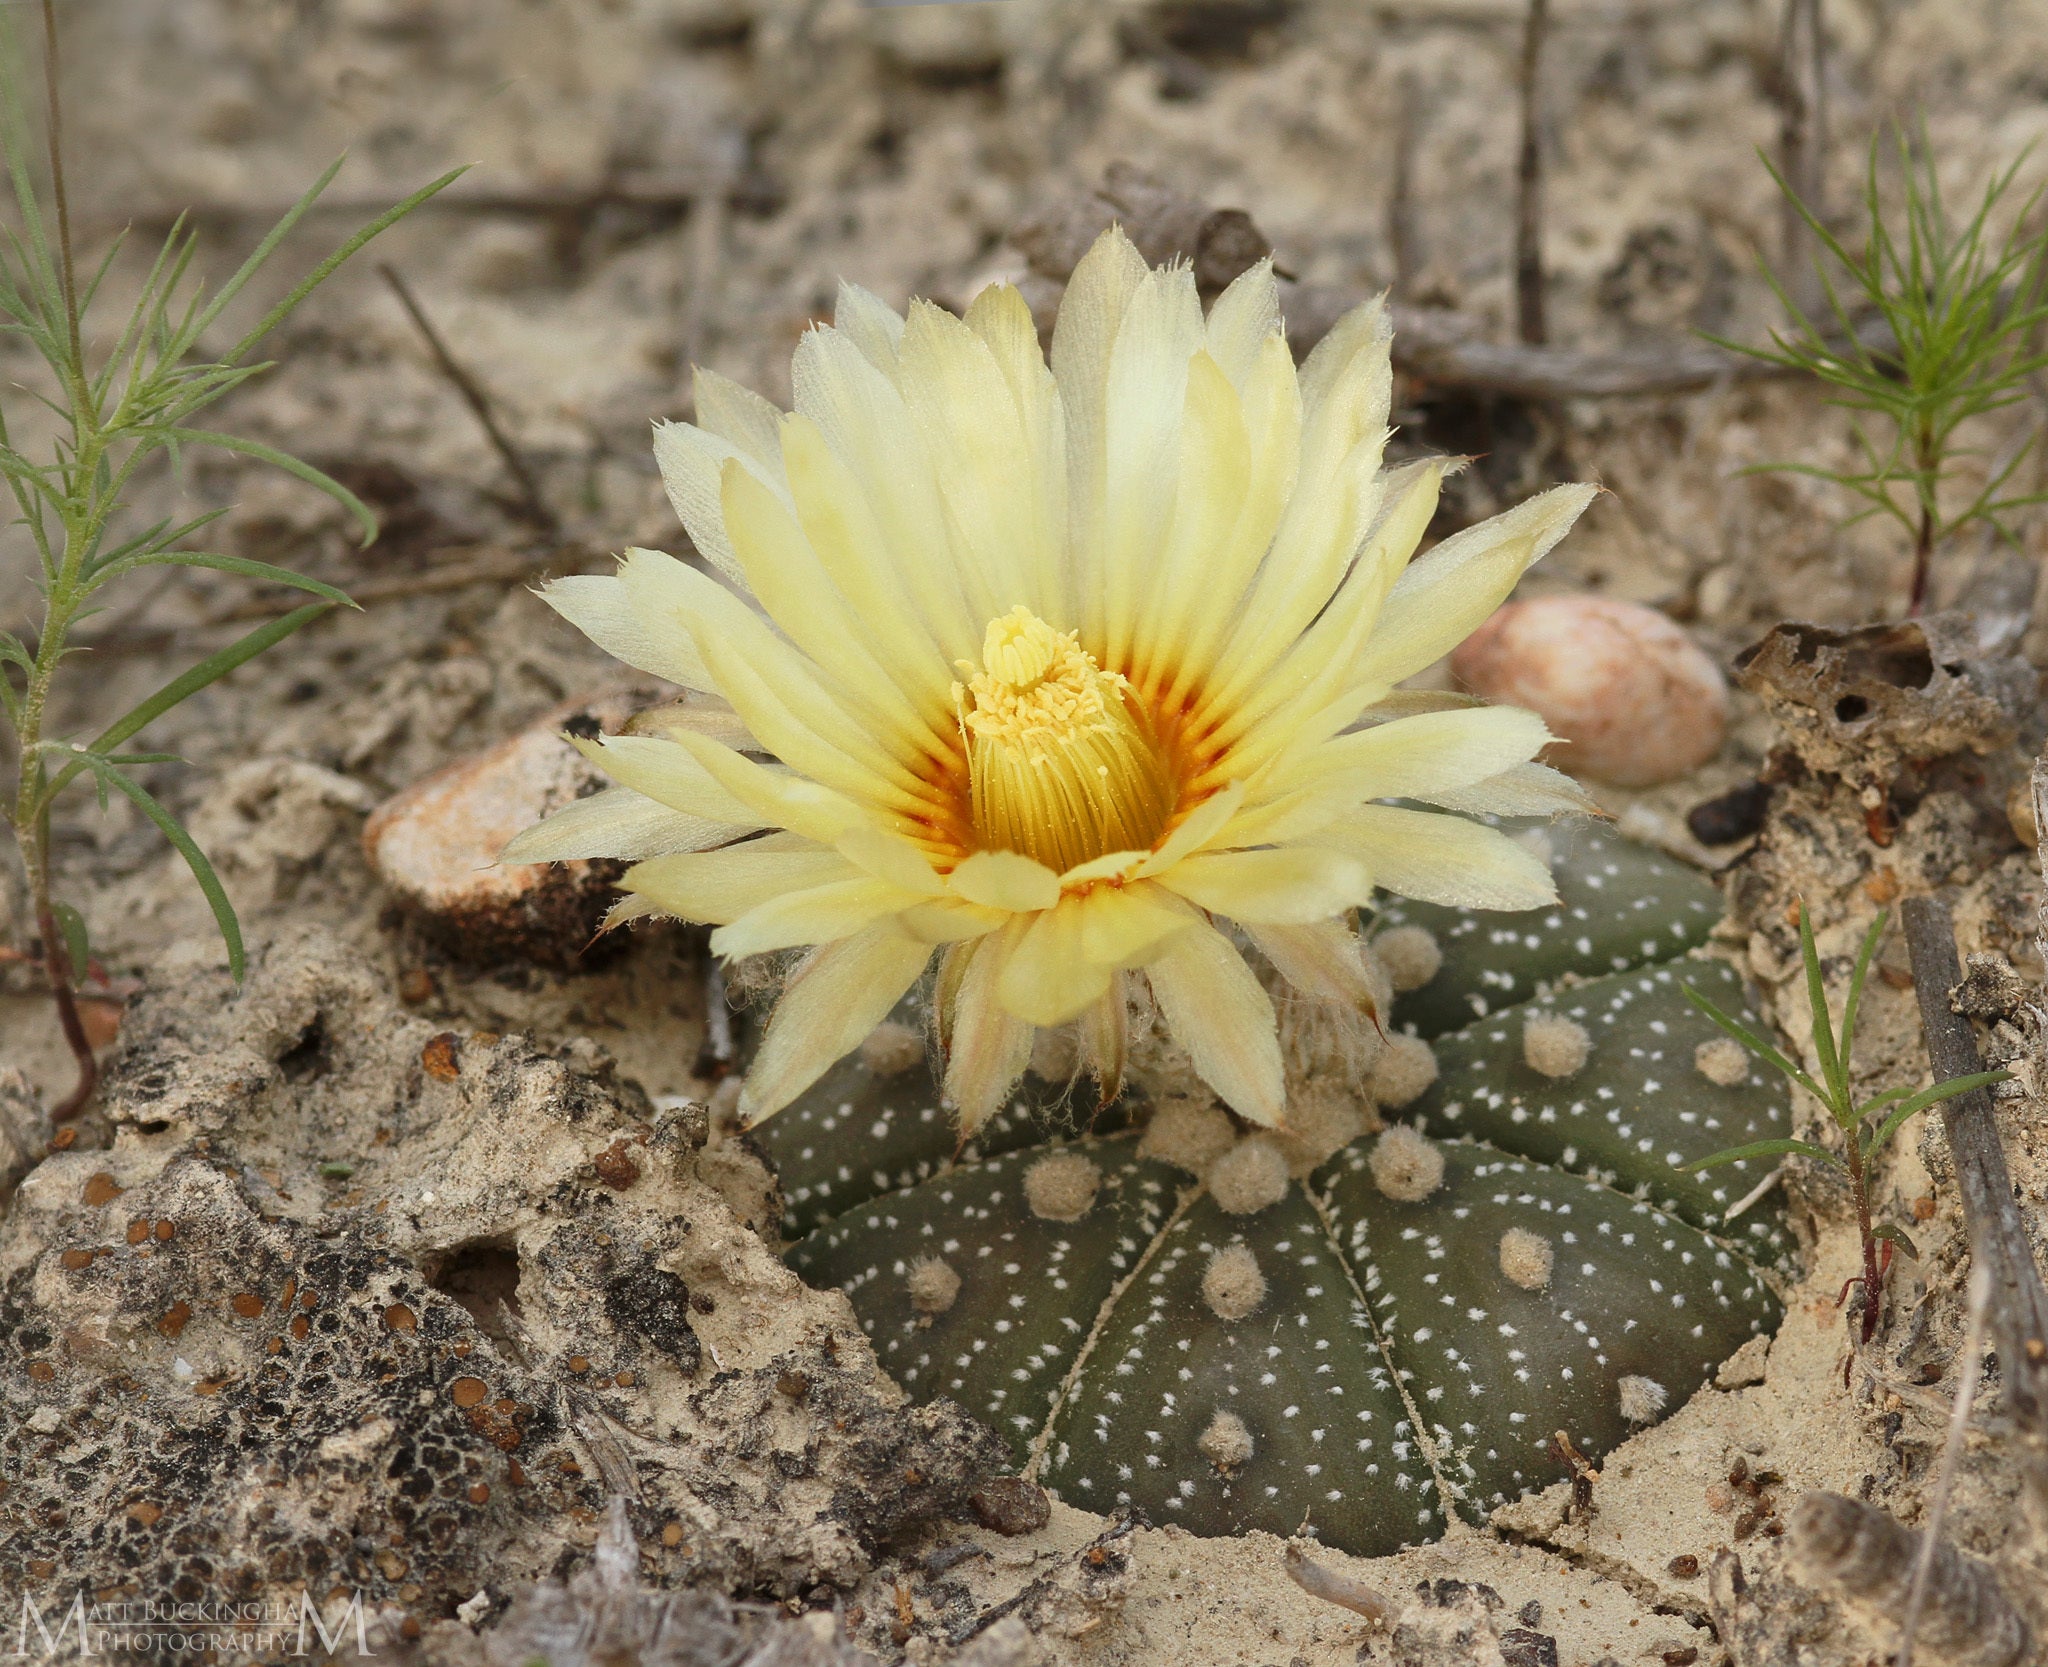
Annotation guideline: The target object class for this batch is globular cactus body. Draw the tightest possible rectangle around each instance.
[757,820,1787,1556]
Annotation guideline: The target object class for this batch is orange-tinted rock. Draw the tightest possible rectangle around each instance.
[1452,595,1730,787]
[361,688,650,966]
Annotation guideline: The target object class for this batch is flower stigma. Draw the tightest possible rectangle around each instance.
[955,606,1175,875]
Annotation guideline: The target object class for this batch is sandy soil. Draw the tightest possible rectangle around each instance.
[6,2,2048,1663]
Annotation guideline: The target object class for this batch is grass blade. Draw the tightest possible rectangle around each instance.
[1864,1070,2010,1155]
[1681,982,1831,1104]
[88,550,355,607]
[1681,1137,1838,1172]
[74,753,243,979]
[154,427,376,544]
[1797,903,1845,1110]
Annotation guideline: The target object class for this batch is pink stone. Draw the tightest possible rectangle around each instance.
[1451,595,1729,788]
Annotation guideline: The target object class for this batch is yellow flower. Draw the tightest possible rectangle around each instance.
[506,228,1595,1133]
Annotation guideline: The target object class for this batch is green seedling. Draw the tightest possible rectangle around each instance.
[1713,124,2048,614]
[1682,904,2004,1342]
[0,7,460,1116]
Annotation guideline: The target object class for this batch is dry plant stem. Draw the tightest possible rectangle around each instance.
[1513,0,1549,345]
[1283,1543,1390,1625]
[1843,1122,1882,1342]
[1901,893,2048,1511]
[1900,1263,1992,1667]
[377,263,560,539]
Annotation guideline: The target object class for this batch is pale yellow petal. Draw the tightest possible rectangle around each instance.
[1077,973,1129,1103]
[711,875,921,958]
[1227,706,1553,846]
[836,824,945,896]
[499,788,741,864]
[942,925,1035,1134]
[833,280,906,375]
[719,458,953,754]
[1243,920,1382,1012]
[650,421,753,585]
[1157,846,1372,925]
[998,904,1112,1027]
[693,365,787,477]
[570,733,769,829]
[538,571,714,693]
[1420,761,1598,818]
[1203,256,1281,388]
[949,849,1061,912]
[966,282,1069,623]
[1349,482,1598,694]
[1058,848,1150,887]
[738,925,934,1125]
[623,845,854,925]
[1145,921,1285,1126]
[667,729,864,846]
[1133,782,1247,877]
[1076,882,1195,967]
[1316,805,1559,909]
[898,896,1008,944]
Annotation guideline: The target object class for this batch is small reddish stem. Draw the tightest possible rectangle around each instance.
[36,901,97,1120]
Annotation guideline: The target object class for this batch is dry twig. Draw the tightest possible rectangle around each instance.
[1900,892,2048,1513]
[1513,0,1550,344]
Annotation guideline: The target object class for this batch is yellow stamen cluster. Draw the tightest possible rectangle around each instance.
[955,606,1174,875]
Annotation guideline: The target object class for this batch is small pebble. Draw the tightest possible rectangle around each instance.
[1667,1554,1700,1579]
[1451,595,1730,787]
[969,1476,1050,1535]
[1687,780,1772,846]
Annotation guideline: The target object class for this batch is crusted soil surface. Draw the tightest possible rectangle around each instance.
[6,1,2048,1663]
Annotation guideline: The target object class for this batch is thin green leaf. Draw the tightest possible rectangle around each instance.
[1864,1070,2011,1155]
[149,427,376,545]
[1870,1222,1921,1262]
[220,165,469,367]
[70,753,243,980]
[52,900,88,981]
[1797,903,1845,1109]
[1681,1137,1839,1172]
[38,604,333,812]
[1681,982,1835,1102]
[1836,908,1888,1085]
[88,550,355,607]
[184,158,346,347]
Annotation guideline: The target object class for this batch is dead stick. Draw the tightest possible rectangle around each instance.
[1513,0,1549,345]
[1898,894,2048,1510]
[1776,0,1826,313]
[377,264,561,538]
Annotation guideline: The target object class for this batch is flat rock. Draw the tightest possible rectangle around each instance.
[361,687,648,966]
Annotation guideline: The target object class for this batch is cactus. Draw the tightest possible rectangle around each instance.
[758,820,1788,1556]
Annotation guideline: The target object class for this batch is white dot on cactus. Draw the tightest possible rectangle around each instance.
[906,1255,960,1317]
[858,1020,925,1077]
[1523,1012,1592,1078]
[1201,1243,1267,1321]
[1369,1125,1446,1202]
[1207,1136,1291,1216]
[1370,1034,1439,1109]
[1375,925,1443,994]
[1694,1036,1750,1087]
[1024,1151,1102,1222]
[1197,1409,1254,1470]
[1137,1097,1238,1175]
[1617,1374,1669,1424]
[1498,1227,1554,1290]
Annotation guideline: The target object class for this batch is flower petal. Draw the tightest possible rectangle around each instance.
[1158,846,1373,925]
[949,849,1061,912]
[1419,761,1599,818]
[666,729,865,846]
[1316,805,1559,909]
[833,280,906,375]
[499,787,741,864]
[538,570,714,693]
[1076,882,1196,967]
[1349,482,1598,694]
[711,875,920,958]
[623,845,856,925]
[571,733,770,829]
[942,927,1035,1135]
[998,904,1112,1027]
[898,896,1008,944]
[738,925,934,1125]
[1134,782,1248,878]
[1145,921,1285,1125]
[1244,919,1381,1012]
